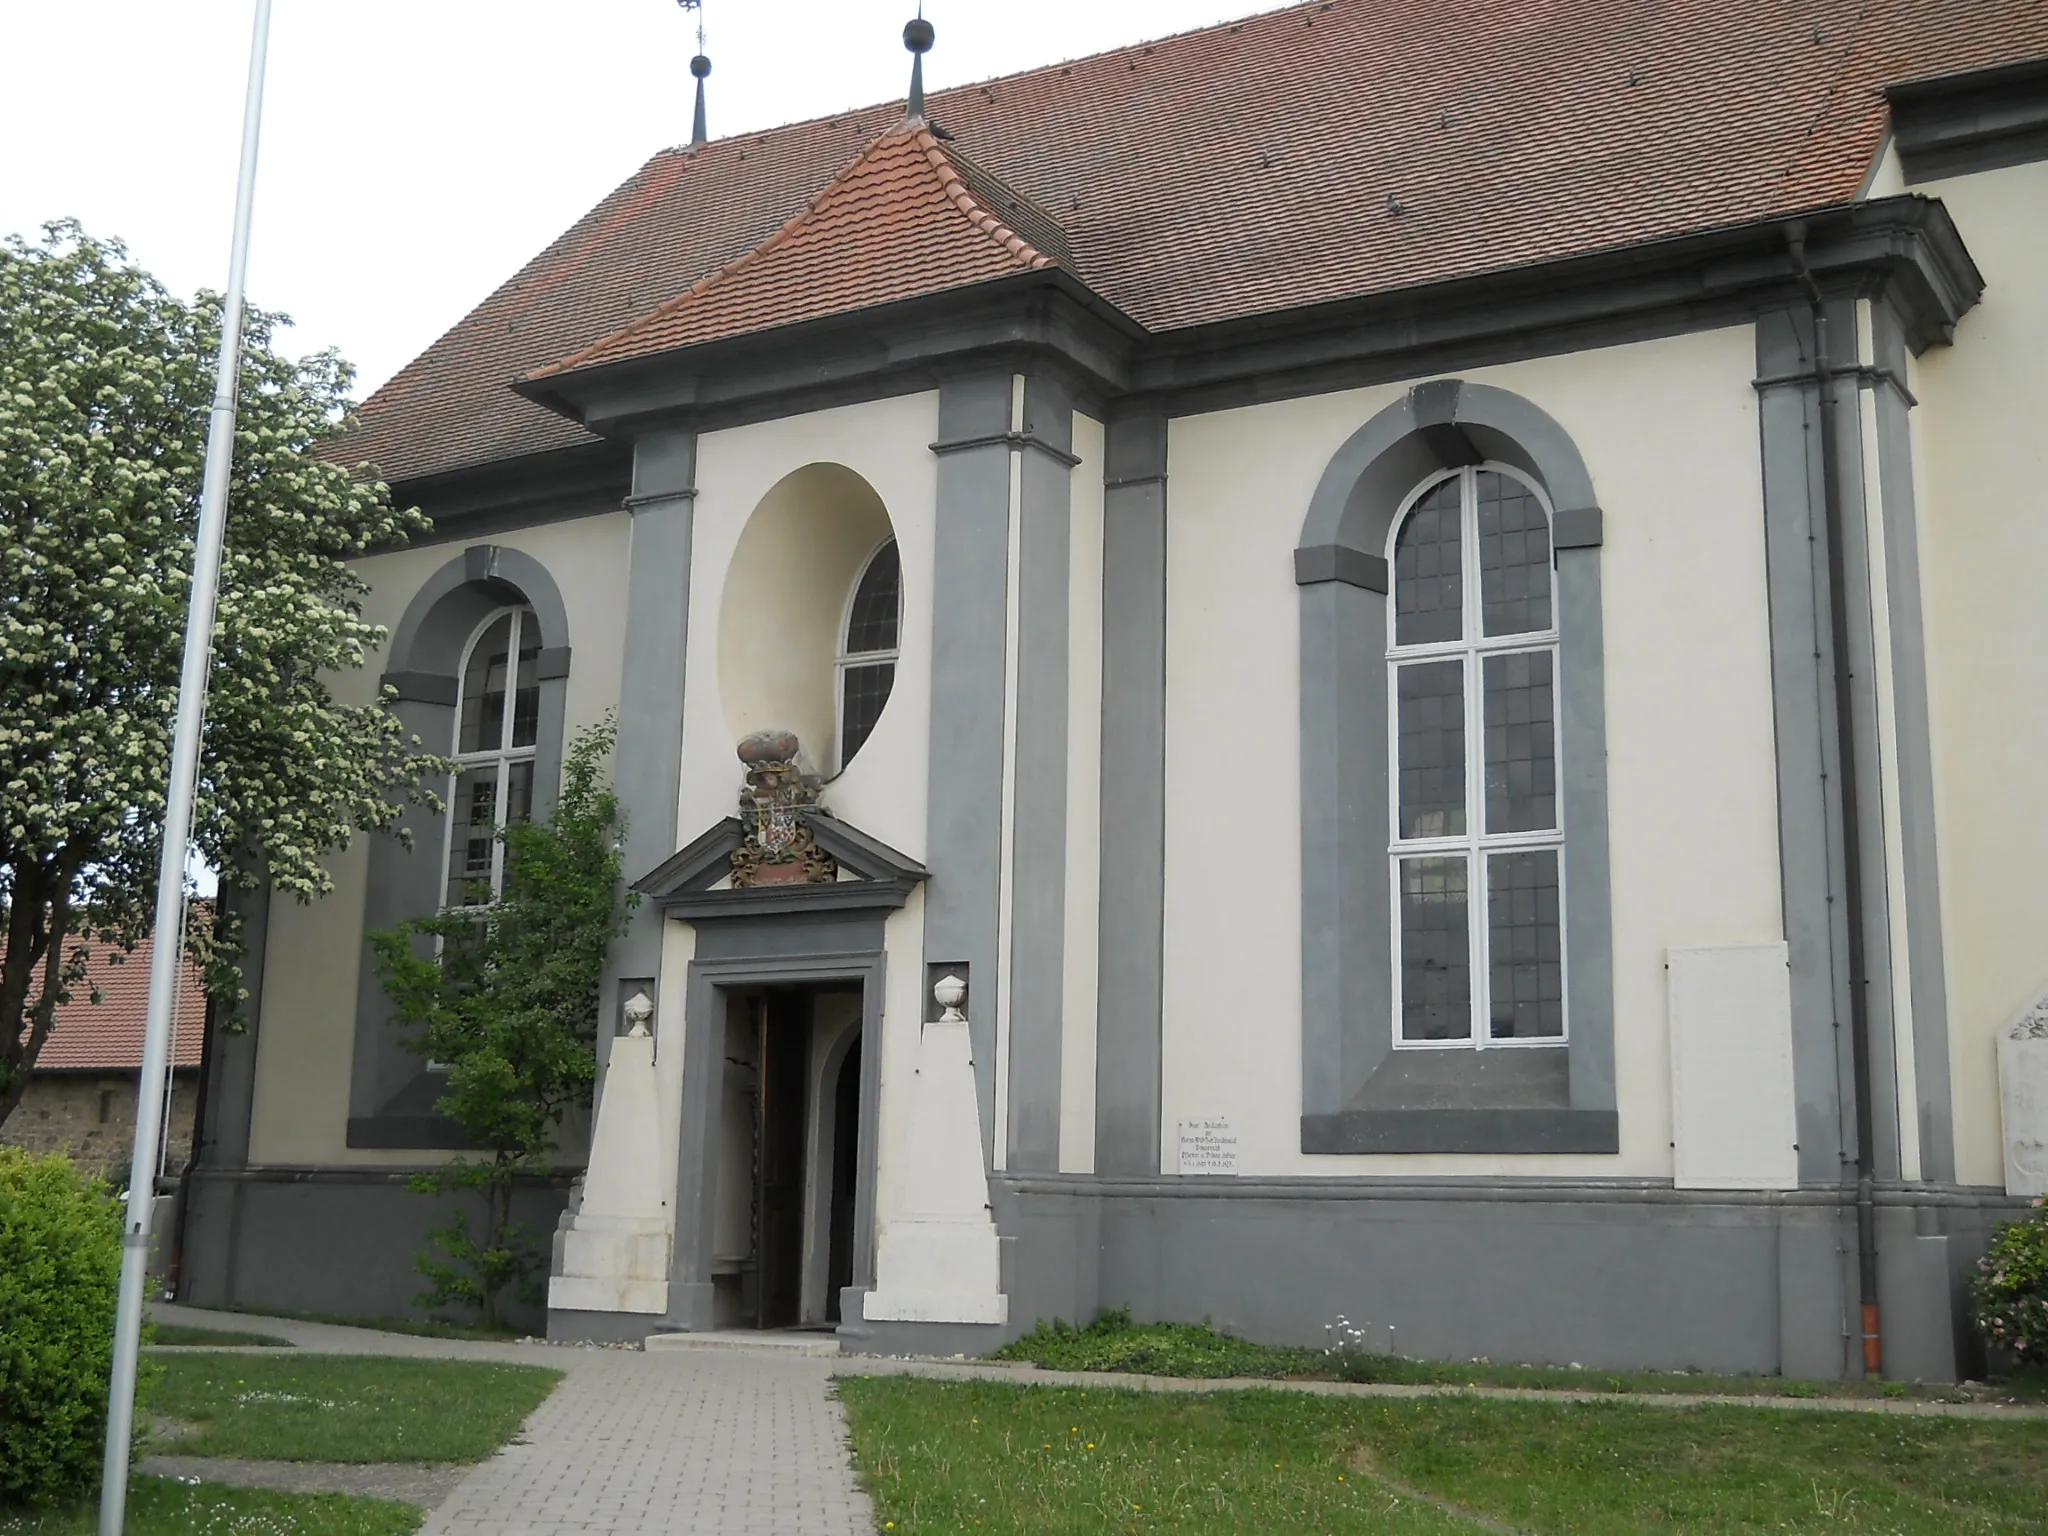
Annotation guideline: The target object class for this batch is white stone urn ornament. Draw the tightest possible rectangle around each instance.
[622,990,655,1039]
[1998,988,2048,1197]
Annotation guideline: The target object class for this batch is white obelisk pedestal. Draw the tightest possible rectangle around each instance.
[864,975,1009,1325]
[549,990,672,1315]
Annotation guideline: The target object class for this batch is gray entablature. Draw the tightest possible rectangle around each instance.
[471,198,1978,482]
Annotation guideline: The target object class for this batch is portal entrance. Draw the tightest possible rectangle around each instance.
[712,983,864,1330]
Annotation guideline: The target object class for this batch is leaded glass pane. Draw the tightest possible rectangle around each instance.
[1393,478,1463,646]
[1477,471,1552,636]
[446,764,500,905]
[1482,649,1557,833]
[458,614,514,754]
[844,542,901,656]
[511,609,541,748]
[1396,660,1466,840]
[1486,849,1564,1038]
[840,660,895,766]
[1400,856,1472,1041]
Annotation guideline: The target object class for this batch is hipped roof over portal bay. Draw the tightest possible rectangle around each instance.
[334,0,2048,491]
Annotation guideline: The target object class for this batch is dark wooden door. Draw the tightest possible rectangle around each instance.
[755,990,809,1329]
[825,1037,861,1322]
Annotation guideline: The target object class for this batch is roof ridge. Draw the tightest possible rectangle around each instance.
[530,124,1059,381]
[647,0,1312,158]
[911,127,1061,271]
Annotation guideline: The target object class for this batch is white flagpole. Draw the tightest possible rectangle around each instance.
[98,2,273,1530]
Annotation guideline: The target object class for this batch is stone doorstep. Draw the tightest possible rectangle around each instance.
[644,1329,842,1356]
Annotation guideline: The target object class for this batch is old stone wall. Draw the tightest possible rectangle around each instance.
[1,1072,199,1181]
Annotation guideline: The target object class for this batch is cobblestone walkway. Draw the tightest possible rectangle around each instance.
[149,1305,876,1535]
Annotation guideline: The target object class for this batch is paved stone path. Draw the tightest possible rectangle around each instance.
[148,1305,877,1535]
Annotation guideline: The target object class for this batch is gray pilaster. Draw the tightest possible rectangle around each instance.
[1094,414,1168,1176]
[178,874,271,1306]
[1867,303,1955,1183]
[1824,306,1907,1184]
[1005,378,1076,1172]
[924,374,1017,1160]
[604,430,697,1066]
[1755,307,1880,1186]
[200,875,270,1168]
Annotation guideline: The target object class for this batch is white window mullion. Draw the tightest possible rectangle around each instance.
[1459,468,1492,1047]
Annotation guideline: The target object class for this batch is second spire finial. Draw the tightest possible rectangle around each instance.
[904,15,935,122]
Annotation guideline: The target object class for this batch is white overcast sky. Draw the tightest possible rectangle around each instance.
[1,1,1267,397]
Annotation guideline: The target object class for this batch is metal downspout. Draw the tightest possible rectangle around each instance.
[1787,225,1883,1378]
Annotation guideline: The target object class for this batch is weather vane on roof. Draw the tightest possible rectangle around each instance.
[679,0,711,148]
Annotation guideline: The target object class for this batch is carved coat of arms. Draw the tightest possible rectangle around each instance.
[730,730,837,887]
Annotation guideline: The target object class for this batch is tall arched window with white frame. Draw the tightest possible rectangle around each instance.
[1387,466,1564,1046]
[836,539,901,770]
[444,605,541,907]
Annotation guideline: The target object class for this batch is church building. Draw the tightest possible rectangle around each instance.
[182,0,2048,1381]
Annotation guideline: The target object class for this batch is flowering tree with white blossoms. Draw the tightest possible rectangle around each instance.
[0,221,437,1130]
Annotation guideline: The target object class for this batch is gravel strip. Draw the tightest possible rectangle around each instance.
[136,1455,471,1509]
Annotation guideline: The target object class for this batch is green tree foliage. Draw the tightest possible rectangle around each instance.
[0,221,436,1128]
[0,1148,126,1507]
[370,719,632,1328]
[1971,1198,2048,1368]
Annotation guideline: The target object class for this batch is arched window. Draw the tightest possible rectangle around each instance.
[836,540,901,769]
[444,605,541,906]
[1388,466,1563,1046]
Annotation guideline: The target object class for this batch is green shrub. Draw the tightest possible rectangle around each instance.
[991,1308,1320,1379]
[1971,1198,2048,1369]
[0,1148,123,1508]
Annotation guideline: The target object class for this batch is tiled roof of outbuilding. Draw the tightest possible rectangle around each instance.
[334,0,2048,488]
[37,933,207,1073]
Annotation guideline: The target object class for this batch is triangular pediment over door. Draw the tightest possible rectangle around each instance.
[633,815,928,922]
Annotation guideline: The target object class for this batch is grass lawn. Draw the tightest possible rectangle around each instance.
[150,1325,294,1348]
[991,1311,2048,1404]
[838,1376,2048,1534]
[146,1354,561,1463]
[0,1479,421,1535]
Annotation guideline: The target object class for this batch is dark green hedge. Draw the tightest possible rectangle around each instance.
[0,1148,124,1508]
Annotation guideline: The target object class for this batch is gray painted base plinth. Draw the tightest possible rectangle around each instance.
[998,1177,2027,1383]
[179,1165,572,1335]
[547,1307,665,1344]
[841,1320,1009,1360]
[185,1165,2021,1383]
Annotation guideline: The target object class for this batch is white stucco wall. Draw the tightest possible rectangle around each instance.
[1159,326,1784,1178]
[247,511,632,1167]
[1911,158,2048,1188]
[683,393,939,863]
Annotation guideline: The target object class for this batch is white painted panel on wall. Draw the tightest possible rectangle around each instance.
[1997,990,2048,1196]
[1668,944,1798,1190]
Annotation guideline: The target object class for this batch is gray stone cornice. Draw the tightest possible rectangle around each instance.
[1886,53,2048,183]
[414,198,1979,521]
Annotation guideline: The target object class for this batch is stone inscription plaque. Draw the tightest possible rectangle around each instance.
[1178,1117,1240,1176]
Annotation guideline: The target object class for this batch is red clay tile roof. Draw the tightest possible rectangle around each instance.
[533,127,1062,377]
[335,0,2048,488]
[37,934,207,1073]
